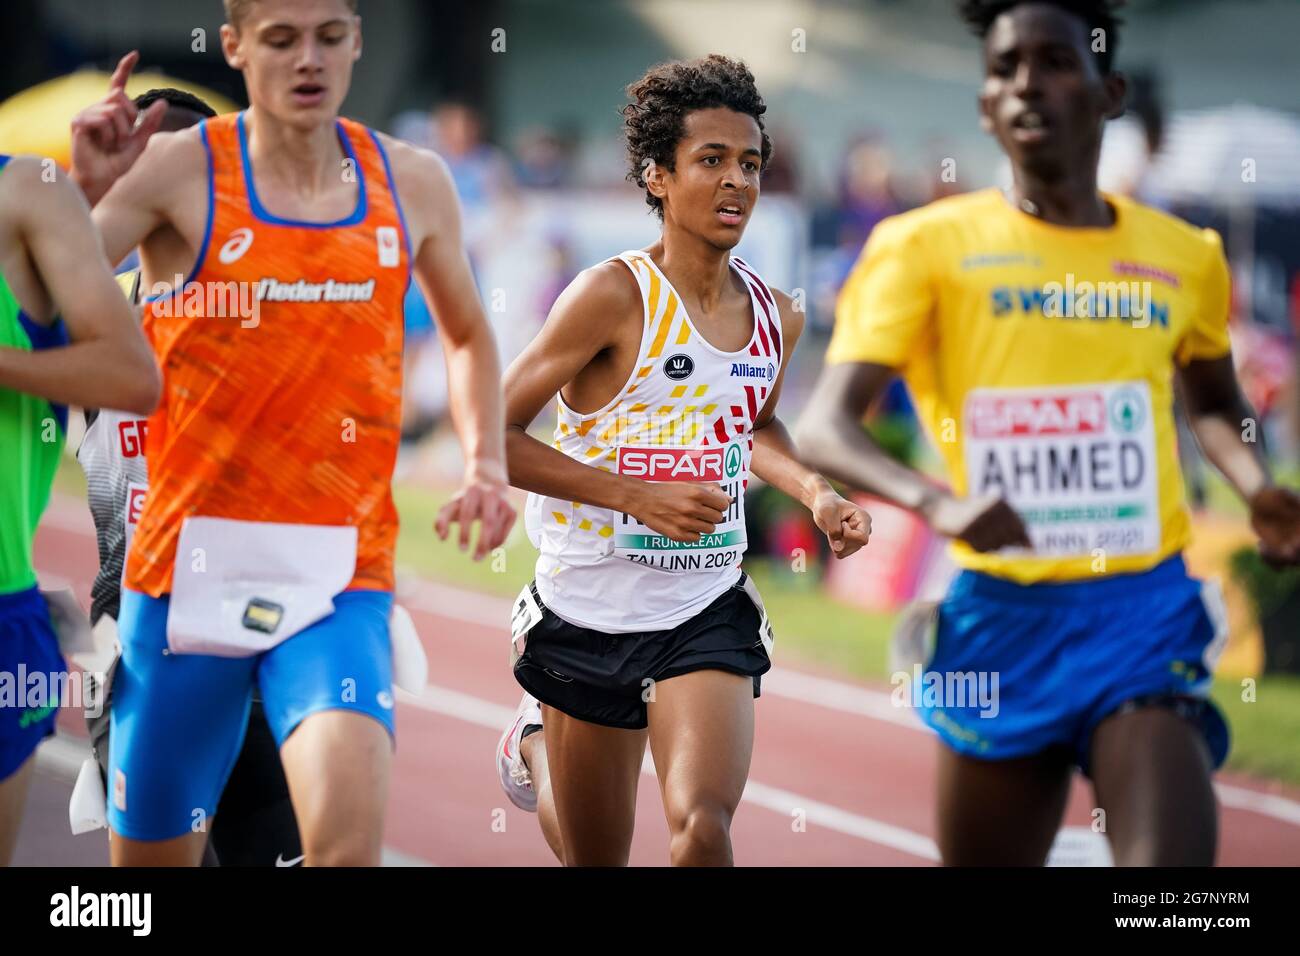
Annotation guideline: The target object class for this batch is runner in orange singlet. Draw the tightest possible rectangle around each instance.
[68,1,514,866]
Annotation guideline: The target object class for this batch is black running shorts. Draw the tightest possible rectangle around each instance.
[513,574,772,730]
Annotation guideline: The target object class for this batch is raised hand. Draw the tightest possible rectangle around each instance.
[68,51,168,203]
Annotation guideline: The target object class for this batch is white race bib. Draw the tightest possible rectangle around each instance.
[122,482,148,586]
[739,574,775,657]
[167,517,357,657]
[390,604,427,695]
[509,582,544,665]
[963,382,1160,558]
[612,444,747,573]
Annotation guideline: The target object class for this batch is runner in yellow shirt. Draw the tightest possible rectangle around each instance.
[799,0,1300,865]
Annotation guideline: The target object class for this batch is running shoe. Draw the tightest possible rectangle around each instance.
[496,692,543,812]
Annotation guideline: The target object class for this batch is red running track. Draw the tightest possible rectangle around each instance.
[23,495,1300,866]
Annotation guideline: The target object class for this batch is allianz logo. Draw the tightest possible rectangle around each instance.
[729,361,775,382]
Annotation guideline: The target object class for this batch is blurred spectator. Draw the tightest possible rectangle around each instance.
[759,124,800,194]
[808,134,906,330]
[432,100,518,214]
[837,135,903,249]
[535,233,577,318]
[399,282,442,448]
[515,124,579,190]
[390,102,519,462]
[1099,69,1169,207]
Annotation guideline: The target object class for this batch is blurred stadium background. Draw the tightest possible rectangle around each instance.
[2,0,1298,864]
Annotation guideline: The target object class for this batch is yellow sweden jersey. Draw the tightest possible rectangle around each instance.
[828,188,1232,583]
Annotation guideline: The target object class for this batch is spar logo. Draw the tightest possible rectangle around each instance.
[967,391,1107,439]
[1109,387,1146,434]
[724,443,742,479]
[125,484,147,528]
[618,445,724,481]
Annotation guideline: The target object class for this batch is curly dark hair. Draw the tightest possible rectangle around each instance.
[958,0,1124,73]
[622,54,774,219]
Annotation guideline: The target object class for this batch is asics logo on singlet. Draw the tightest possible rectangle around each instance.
[217,227,255,264]
[730,362,774,382]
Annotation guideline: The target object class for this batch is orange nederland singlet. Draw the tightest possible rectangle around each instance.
[126,111,411,597]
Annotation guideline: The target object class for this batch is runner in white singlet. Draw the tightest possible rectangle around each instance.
[495,55,870,866]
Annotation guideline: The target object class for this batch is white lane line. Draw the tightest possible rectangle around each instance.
[39,498,1300,833]
[1215,784,1300,826]
[380,847,435,868]
[742,781,940,862]
[763,669,926,731]
[397,683,939,861]
[36,734,436,868]
[396,584,1300,833]
[395,576,928,731]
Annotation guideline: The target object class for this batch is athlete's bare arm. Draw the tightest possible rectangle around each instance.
[1179,355,1300,564]
[69,53,167,209]
[750,291,869,558]
[382,135,515,558]
[88,130,208,277]
[503,261,732,544]
[0,157,159,415]
[797,360,1031,553]
[68,53,208,282]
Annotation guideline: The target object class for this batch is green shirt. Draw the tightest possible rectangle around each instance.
[0,154,68,594]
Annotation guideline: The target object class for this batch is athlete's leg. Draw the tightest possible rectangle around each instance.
[0,756,36,865]
[111,829,210,866]
[0,590,65,865]
[258,590,395,867]
[1088,704,1217,866]
[519,729,565,861]
[935,744,1074,866]
[208,700,302,867]
[543,705,646,866]
[108,591,255,867]
[90,650,220,867]
[646,669,754,867]
[278,710,391,866]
